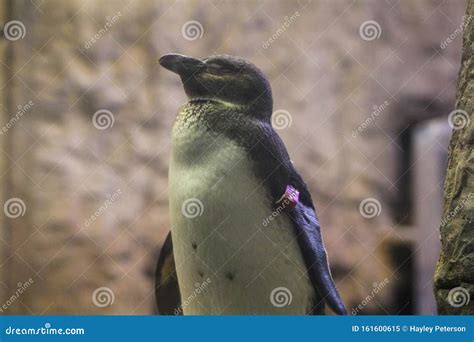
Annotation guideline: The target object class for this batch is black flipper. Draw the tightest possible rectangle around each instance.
[289,196,347,315]
[155,232,182,315]
[249,122,347,315]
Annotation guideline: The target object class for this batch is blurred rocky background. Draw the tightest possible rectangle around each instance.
[0,0,466,314]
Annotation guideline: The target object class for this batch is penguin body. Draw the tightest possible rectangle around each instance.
[156,54,346,315]
[169,101,313,314]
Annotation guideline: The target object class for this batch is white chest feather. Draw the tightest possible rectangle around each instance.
[169,125,313,315]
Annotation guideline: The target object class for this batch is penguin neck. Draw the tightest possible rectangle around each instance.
[188,97,243,110]
[187,96,273,119]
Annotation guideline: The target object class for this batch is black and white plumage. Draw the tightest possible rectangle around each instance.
[155,54,346,315]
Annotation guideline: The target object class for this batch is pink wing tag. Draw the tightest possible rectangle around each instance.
[275,185,300,211]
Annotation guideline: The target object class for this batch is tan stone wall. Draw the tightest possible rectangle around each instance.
[435,0,474,314]
[0,0,465,314]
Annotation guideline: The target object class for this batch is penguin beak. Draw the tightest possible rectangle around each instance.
[159,53,204,77]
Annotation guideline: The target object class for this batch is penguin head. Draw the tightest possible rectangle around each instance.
[159,53,273,116]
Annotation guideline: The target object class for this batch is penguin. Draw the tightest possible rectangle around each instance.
[155,53,346,315]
